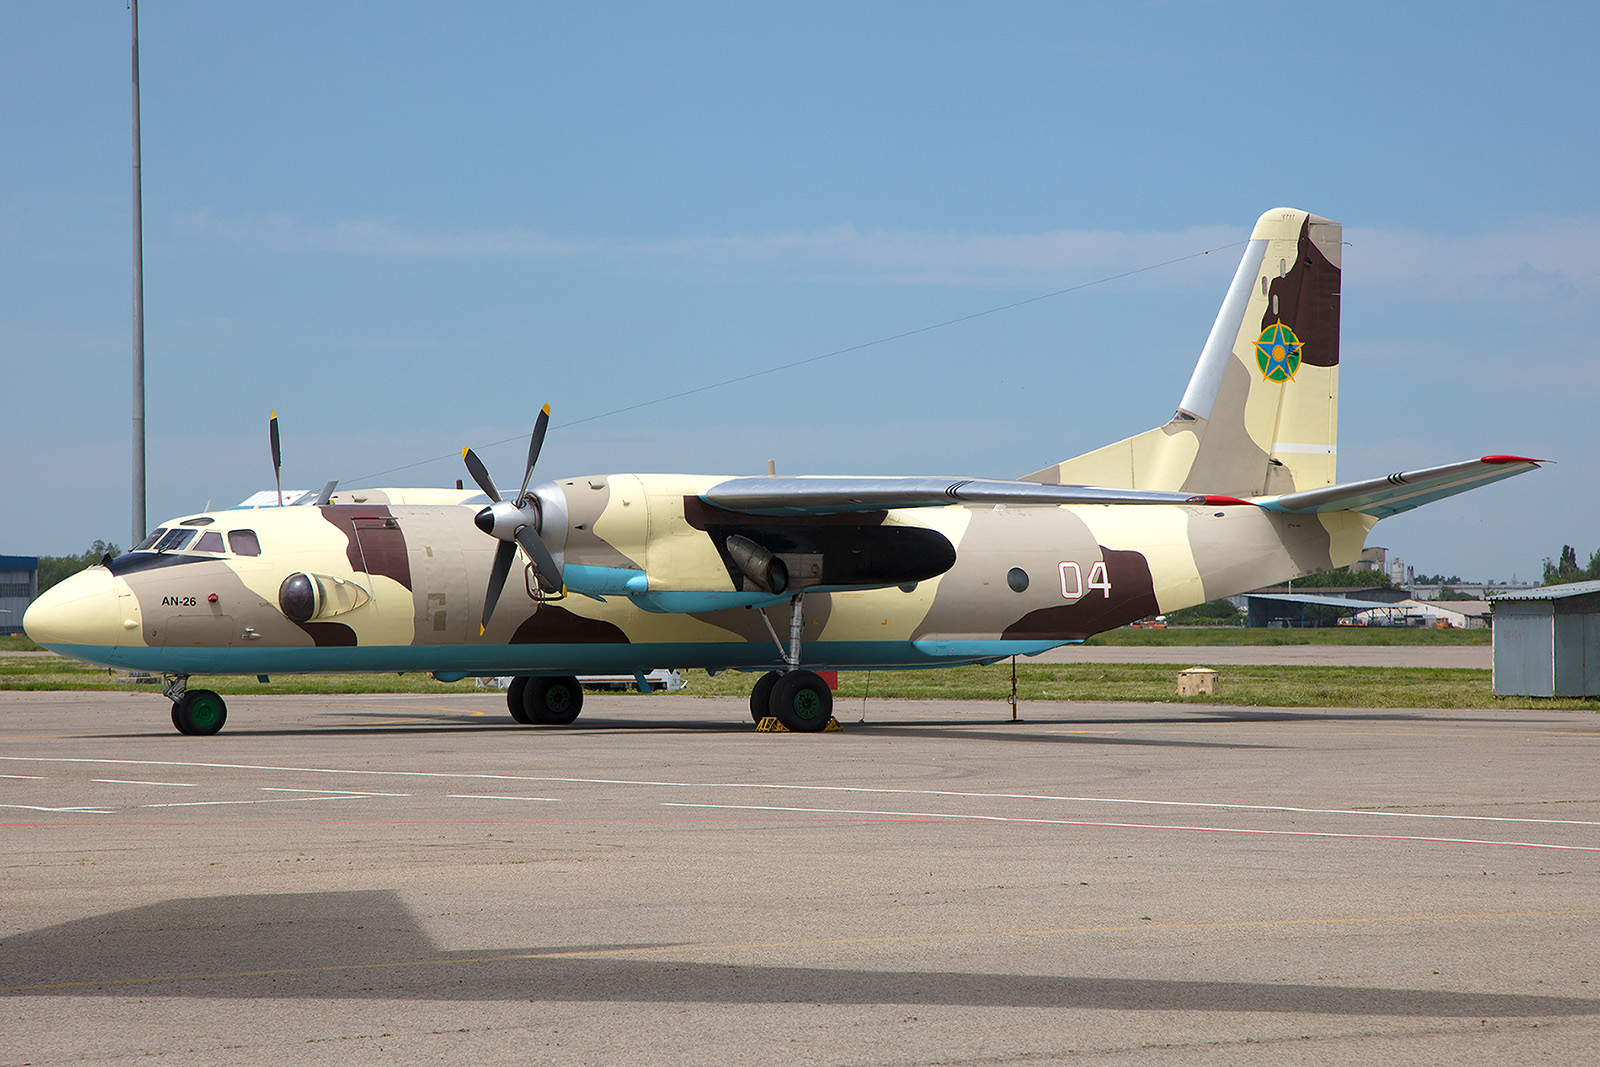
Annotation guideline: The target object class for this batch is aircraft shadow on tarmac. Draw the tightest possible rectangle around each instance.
[97,712,1279,750]
[5,890,1597,1019]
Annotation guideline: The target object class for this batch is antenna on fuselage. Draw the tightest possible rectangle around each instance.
[269,410,283,508]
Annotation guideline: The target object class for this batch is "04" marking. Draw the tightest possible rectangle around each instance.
[1058,560,1111,601]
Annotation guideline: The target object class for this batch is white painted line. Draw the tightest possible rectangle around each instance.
[447,794,562,803]
[0,804,116,814]
[257,787,410,797]
[92,779,197,787]
[659,802,1600,854]
[0,774,47,780]
[141,796,371,809]
[7,756,1596,831]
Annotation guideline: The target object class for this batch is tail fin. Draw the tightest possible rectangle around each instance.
[1024,208,1341,498]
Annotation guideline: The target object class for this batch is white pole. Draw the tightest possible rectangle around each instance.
[131,0,147,546]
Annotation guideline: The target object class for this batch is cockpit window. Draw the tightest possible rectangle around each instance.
[153,529,197,553]
[228,530,261,557]
[194,531,225,553]
[134,528,168,551]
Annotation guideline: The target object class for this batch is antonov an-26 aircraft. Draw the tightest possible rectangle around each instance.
[26,208,1540,735]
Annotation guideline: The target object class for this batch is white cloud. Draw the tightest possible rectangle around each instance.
[175,210,1600,300]
[172,210,594,258]
[170,209,1246,287]
[1347,218,1600,301]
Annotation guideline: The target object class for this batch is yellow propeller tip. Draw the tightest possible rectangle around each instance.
[270,409,277,419]
[541,403,551,416]
[461,446,470,458]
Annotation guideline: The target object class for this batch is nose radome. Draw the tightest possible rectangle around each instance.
[23,567,124,649]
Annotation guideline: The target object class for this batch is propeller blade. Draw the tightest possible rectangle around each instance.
[517,404,551,503]
[461,447,501,503]
[270,410,283,508]
[315,480,338,506]
[514,525,564,594]
[481,540,518,631]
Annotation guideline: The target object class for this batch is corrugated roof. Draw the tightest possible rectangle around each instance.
[1491,580,1600,602]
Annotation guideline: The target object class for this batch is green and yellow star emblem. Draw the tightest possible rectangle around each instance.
[1255,322,1303,382]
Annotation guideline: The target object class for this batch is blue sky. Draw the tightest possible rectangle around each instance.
[3,1,1597,582]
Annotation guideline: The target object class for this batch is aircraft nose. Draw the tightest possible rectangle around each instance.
[23,566,126,649]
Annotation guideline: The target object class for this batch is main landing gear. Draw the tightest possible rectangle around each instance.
[747,594,835,732]
[506,675,585,726]
[164,676,228,735]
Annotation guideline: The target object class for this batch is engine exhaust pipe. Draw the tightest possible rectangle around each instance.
[725,535,788,595]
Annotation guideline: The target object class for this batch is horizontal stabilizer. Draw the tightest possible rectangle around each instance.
[1255,456,1543,518]
[702,476,1250,516]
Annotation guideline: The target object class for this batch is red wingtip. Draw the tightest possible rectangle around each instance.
[1481,455,1546,465]
[1200,495,1254,506]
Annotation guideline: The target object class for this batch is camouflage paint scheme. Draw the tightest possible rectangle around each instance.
[26,209,1539,687]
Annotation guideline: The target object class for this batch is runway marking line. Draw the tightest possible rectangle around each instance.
[447,795,562,803]
[4,756,1597,830]
[5,906,1598,995]
[91,779,197,787]
[659,802,1600,853]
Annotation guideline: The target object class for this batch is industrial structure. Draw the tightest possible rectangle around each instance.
[1491,581,1600,698]
[0,556,39,636]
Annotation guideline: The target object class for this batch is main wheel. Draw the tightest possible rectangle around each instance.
[507,677,532,724]
[172,689,228,735]
[524,675,584,725]
[749,670,781,722]
[769,670,833,732]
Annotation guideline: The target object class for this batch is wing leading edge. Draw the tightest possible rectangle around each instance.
[1255,456,1544,518]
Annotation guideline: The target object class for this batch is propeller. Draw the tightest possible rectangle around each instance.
[269,410,283,507]
[463,404,564,631]
[268,410,338,506]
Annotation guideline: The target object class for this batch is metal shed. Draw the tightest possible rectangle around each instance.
[1491,581,1600,697]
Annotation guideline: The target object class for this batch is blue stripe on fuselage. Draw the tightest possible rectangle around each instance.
[42,639,1070,677]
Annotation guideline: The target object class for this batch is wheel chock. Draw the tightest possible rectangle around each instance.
[755,716,842,732]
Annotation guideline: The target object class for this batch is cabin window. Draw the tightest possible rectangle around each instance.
[180,517,215,526]
[134,528,168,551]
[228,530,262,557]
[153,529,197,553]
[194,531,225,553]
[1007,567,1030,593]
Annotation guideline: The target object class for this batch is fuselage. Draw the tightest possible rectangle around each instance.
[24,473,1372,679]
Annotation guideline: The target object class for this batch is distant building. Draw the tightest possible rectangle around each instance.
[1235,586,1409,628]
[1409,582,1537,601]
[1349,599,1492,629]
[0,555,39,636]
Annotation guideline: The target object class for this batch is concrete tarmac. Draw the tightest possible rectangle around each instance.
[2,690,1596,1066]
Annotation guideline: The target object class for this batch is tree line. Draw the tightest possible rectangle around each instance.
[1543,545,1600,586]
[36,541,121,593]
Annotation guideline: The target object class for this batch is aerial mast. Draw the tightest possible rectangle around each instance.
[131,0,147,545]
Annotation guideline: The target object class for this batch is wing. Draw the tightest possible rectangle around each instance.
[700,476,1249,515]
[1255,456,1544,518]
